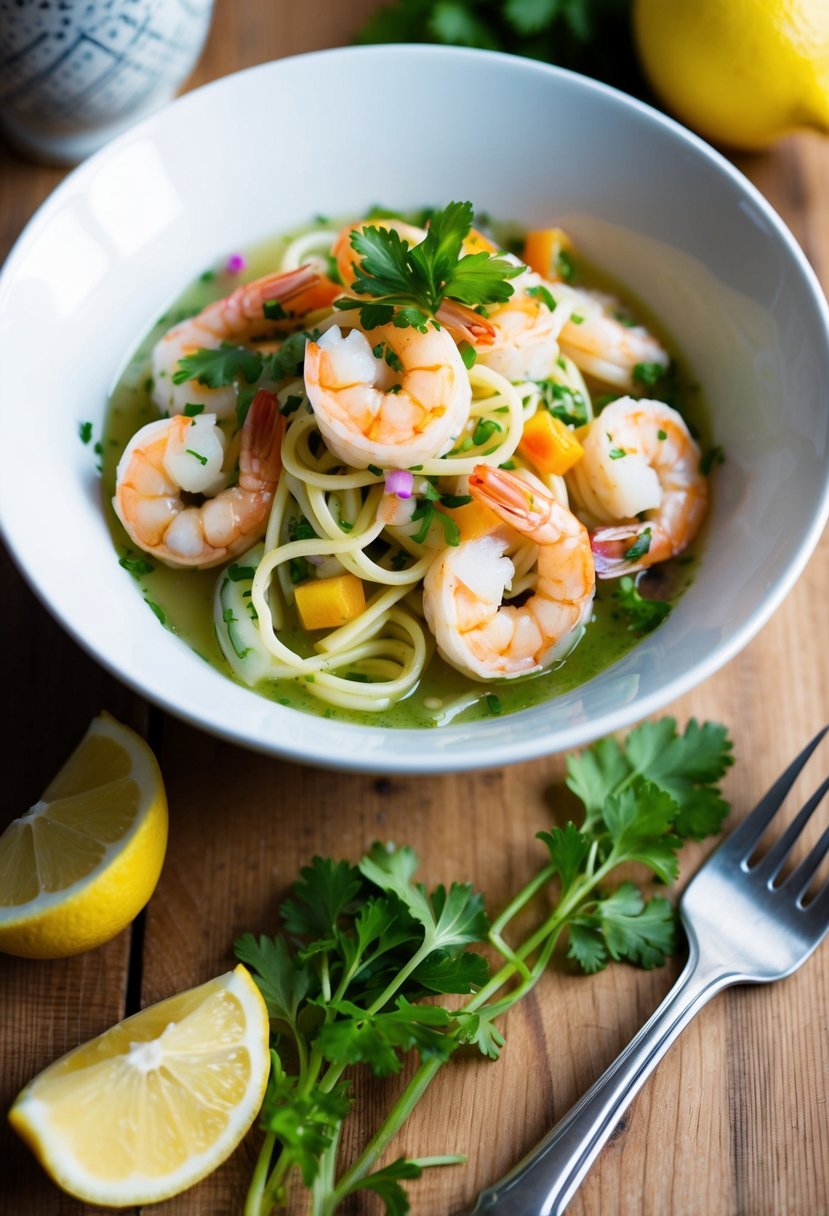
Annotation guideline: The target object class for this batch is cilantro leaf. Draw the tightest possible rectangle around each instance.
[351,224,417,299]
[455,1011,507,1059]
[410,948,490,994]
[264,329,312,381]
[317,997,456,1075]
[565,735,630,818]
[443,250,522,305]
[172,343,262,387]
[344,1158,422,1216]
[596,884,676,968]
[567,886,676,974]
[537,821,591,892]
[259,1053,352,1187]
[359,845,488,952]
[409,200,471,298]
[566,717,733,841]
[280,856,363,941]
[602,780,681,882]
[339,202,520,328]
[625,719,733,839]
[234,933,314,1030]
[566,921,608,974]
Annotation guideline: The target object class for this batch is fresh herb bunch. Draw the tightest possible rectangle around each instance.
[235,717,732,1216]
[357,0,647,98]
[335,200,522,331]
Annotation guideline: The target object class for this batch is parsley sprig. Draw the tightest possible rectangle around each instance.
[335,201,522,331]
[236,717,732,1216]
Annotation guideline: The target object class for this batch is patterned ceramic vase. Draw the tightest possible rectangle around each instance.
[0,0,214,163]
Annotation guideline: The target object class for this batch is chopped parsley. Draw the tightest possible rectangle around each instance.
[78,421,93,445]
[183,403,205,417]
[615,575,672,634]
[526,283,557,311]
[624,527,652,562]
[119,550,155,579]
[700,445,725,475]
[633,361,667,386]
[172,343,262,387]
[228,563,256,582]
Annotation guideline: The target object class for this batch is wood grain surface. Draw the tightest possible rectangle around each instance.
[1,4,827,1215]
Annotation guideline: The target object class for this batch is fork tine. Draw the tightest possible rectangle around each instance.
[720,726,829,861]
[784,819,829,904]
[804,876,829,931]
[753,774,829,883]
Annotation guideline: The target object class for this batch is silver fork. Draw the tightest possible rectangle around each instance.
[470,727,829,1216]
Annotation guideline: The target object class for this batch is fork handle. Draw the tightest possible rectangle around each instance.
[469,949,735,1215]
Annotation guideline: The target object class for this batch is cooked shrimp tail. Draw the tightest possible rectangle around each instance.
[434,298,497,347]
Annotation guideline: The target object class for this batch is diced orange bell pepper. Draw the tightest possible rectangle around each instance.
[294,573,366,631]
[441,499,501,541]
[522,227,573,280]
[518,410,584,476]
[462,228,498,256]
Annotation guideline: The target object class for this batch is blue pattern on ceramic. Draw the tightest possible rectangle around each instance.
[0,0,214,160]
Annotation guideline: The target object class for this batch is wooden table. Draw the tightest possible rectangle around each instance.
[2,4,828,1213]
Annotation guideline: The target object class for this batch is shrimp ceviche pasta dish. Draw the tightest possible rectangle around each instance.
[104,203,713,727]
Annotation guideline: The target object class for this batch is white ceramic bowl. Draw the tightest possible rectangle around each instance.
[2,46,828,773]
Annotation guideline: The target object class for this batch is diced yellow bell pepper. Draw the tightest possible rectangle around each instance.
[518,411,584,476]
[522,227,573,280]
[462,228,498,256]
[294,573,366,631]
[441,499,501,541]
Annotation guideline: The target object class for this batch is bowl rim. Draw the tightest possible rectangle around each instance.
[2,43,829,774]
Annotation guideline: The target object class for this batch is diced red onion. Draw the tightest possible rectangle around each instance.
[385,469,414,499]
[225,252,247,274]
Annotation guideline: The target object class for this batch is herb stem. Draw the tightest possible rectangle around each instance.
[244,1131,276,1216]
[328,1055,445,1206]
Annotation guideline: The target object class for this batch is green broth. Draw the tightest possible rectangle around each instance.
[103,216,706,729]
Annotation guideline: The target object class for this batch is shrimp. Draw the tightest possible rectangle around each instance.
[152,265,332,419]
[422,464,595,680]
[567,396,707,576]
[113,389,283,569]
[552,283,670,392]
[445,259,563,381]
[303,320,472,470]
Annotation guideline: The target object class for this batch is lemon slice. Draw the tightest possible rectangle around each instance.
[0,713,168,958]
[9,965,271,1207]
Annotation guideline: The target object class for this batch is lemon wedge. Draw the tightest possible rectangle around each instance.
[9,965,271,1206]
[0,712,168,958]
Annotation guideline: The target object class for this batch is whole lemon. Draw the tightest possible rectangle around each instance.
[633,0,829,149]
